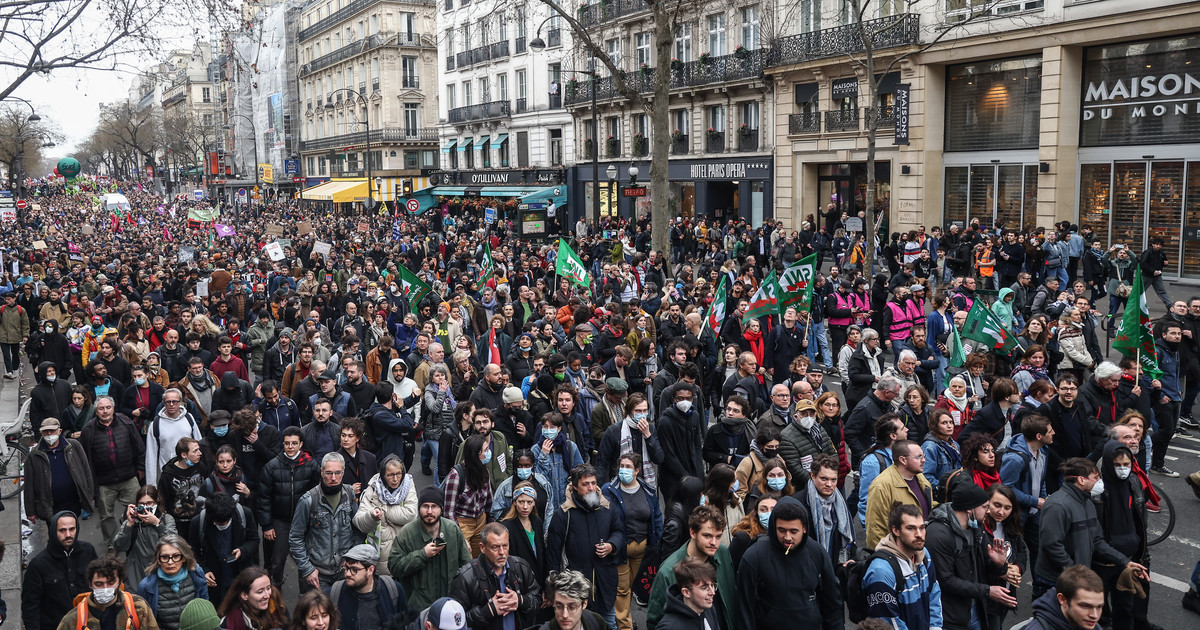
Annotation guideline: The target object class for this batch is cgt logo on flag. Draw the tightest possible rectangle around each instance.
[561,255,587,284]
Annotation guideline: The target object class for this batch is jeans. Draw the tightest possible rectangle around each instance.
[1191,559,1200,591]
[1048,266,1068,287]
[424,438,441,485]
[0,342,18,373]
[1149,273,1172,308]
[98,476,141,545]
[1151,400,1180,469]
[806,321,833,368]
[1109,295,1128,317]
[935,356,948,394]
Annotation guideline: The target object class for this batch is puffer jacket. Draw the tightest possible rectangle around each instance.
[1056,322,1093,369]
[352,474,418,576]
[25,436,94,522]
[255,450,319,527]
[289,483,361,578]
[778,419,838,482]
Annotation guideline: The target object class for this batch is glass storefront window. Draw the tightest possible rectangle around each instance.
[945,56,1042,152]
[670,182,696,219]
[943,163,1038,229]
[1184,163,1200,277]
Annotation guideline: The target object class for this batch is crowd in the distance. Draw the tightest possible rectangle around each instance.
[0,179,1198,630]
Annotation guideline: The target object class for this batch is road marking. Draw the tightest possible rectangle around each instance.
[1151,572,1191,593]
[1168,444,1200,456]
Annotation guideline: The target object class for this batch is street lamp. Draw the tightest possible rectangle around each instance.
[326,88,373,211]
[225,113,259,208]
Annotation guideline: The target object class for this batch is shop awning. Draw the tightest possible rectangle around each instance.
[377,176,435,202]
[432,186,467,196]
[481,186,539,197]
[458,138,473,152]
[477,135,490,150]
[441,139,458,153]
[520,186,567,206]
[300,179,368,203]
[491,134,509,149]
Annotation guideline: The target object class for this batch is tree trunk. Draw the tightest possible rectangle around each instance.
[650,3,672,269]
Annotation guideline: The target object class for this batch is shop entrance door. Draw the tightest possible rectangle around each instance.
[1108,161,1185,275]
[818,174,852,219]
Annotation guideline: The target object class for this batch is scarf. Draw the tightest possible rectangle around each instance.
[188,371,212,391]
[156,568,189,592]
[1012,363,1051,386]
[372,473,413,506]
[743,329,765,366]
[971,468,1001,491]
[619,416,657,489]
[487,329,502,365]
[805,479,854,563]
[212,467,243,493]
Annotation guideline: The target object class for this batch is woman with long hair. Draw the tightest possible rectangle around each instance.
[744,457,794,517]
[982,484,1027,630]
[856,414,906,524]
[444,433,493,556]
[742,318,765,366]
[202,445,252,503]
[501,481,548,588]
[701,463,745,545]
[352,454,417,575]
[286,591,337,630]
[922,409,963,502]
[218,567,289,630]
[62,385,95,438]
[729,494,779,568]
[112,485,178,589]
[138,535,209,630]
[1011,344,1052,393]
[734,423,780,504]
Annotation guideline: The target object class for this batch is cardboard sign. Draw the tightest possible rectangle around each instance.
[48,225,58,234]
[265,223,285,237]
[32,240,47,250]
[82,225,95,235]
[178,247,196,263]
[196,279,210,297]
[264,242,285,261]
[313,241,332,257]
[357,221,370,232]
[297,221,314,235]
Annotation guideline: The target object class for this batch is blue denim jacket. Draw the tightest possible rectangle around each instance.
[1156,339,1182,400]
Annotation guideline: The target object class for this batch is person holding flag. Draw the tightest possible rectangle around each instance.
[556,239,591,291]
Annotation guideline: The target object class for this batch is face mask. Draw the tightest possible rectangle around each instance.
[967,516,979,529]
[45,326,53,333]
[588,379,605,388]
[481,449,493,465]
[542,428,559,441]
[767,477,787,491]
[71,288,78,294]
[1114,466,1132,480]
[44,434,60,446]
[92,587,118,605]
[215,520,232,531]
[214,426,229,437]
[185,458,197,467]
[516,467,532,480]
[46,374,56,383]
[731,480,740,493]
[134,377,146,386]
[618,468,635,484]
[758,511,772,529]
[675,400,693,413]
[634,412,649,422]
[554,372,566,382]
[798,415,815,430]
[762,448,779,460]
[285,450,300,460]
[1090,479,1106,499]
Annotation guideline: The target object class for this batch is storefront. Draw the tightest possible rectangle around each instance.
[1076,33,1200,278]
[427,168,568,228]
[566,156,773,226]
[942,55,1044,230]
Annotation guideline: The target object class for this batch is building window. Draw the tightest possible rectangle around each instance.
[402,57,418,88]
[463,81,472,106]
[460,25,469,52]
[498,73,508,101]
[606,39,621,74]
[607,116,621,143]
[709,105,726,132]
[516,69,526,101]
[370,14,378,34]
[516,130,529,167]
[404,104,419,132]
[672,109,690,136]
[800,0,818,33]
[499,12,507,41]
[319,156,327,175]
[201,87,211,102]
[635,113,648,137]
[404,151,419,169]
[742,6,760,50]
[708,14,726,57]
[945,56,1042,152]
[479,77,490,101]
[549,129,563,165]
[741,101,759,129]
[447,84,456,110]
[635,32,651,68]
[307,156,315,175]
[675,23,692,62]
[400,12,415,35]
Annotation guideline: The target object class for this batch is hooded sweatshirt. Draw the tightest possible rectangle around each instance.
[1022,588,1099,630]
[21,511,99,630]
[29,360,72,433]
[864,533,943,630]
[992,288,1016,331]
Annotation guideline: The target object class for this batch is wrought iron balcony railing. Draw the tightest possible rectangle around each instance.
[447,100,511,124]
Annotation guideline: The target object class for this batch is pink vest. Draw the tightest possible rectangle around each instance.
[829,292,853,326]
[886,301,913,341]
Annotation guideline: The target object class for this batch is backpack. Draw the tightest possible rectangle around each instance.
[151,411,198,440]
[844,550,905,623]
[329,573,399,608]
[75,591,140,630]
[936,468,966,504]
[197,504,247,530]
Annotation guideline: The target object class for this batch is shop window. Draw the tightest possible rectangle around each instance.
[945,56,1042,152]
[1184,164,1200,277]
[943,163,1038,230]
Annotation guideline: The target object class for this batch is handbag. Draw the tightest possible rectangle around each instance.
[1114,265,1132,298]
[632,546,662,604]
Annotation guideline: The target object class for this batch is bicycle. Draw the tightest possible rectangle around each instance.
[0,397,30,499]
[1146,481,1175,546]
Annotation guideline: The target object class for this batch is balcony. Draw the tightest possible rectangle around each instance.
[402,76,419,89]
[705,131,725,154]
[300,127,439,152]
[549,93,563,109]
[302,33,411,76]
[546,28,562,48]
[446,56,455,71]
[516,37,527,54]
[448,100,511,124]
[373,78,380,92]
[564,51,766,106]
[396,31,423,47]
[738,130,760,152]
[456,40,511,69]
[825,108,860,132]
[162,92,186,108]
[359,81,366,92]
[767,13,921,68]
[875,105,896,127]
[671,134,689,155]
[788,112,820,134]
[299,0,436,42]
[605,137,621,158]
[578,0,650,28]
[632,135,648,157]
[515,98,527,113]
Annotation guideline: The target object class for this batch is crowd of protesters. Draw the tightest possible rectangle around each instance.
[0,175,1198,630]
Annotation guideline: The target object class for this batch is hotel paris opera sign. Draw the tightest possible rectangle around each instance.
[1080,37,1200,147]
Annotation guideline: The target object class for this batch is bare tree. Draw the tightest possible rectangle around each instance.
[96,100,163,170]
[0,105,63,187]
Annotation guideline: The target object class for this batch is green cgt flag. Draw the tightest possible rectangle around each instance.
[1113,265,1163,379]
[779,253,818,312]
[743,270,782,325]
[555,240,591,288]
[948,323,968,368]
[480,243,496,284]
[395,264,432,313]
[704,276,729,335]
[961,300,1018,355]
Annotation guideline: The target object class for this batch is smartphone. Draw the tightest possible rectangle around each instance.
[435,534,447,547]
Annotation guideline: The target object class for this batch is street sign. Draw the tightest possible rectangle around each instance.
[284,159,299,175]
[484,207,496,224]
[237,188,247,198]
[194,190,204,201]
[622,186,647,198]
[406,198,420,213]
[15,199,27,210]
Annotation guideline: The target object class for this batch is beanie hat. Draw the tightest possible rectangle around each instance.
[179,599,221,630]
[419,486,444,510]
[950,482,990,512]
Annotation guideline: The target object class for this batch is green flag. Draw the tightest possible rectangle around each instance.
[187,205,220,222]
[779,254,818,312]
[395,264,432,313]
[480,243,495,284]
[948,323,967,368]
[555,240,590,288]
[1113,266,1163,379]
[743,270,782,324]
[961,300,1018,355]
[704,276,729,335]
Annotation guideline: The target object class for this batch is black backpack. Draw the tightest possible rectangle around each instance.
[844,550,905,623]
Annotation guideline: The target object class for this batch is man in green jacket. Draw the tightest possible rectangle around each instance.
[388,486,471,610]
[1,291,30,378]
[646,505,737,630]
[246,312,275,383]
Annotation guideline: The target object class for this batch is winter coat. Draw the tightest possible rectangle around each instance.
[367,401,415,461]
[25,437,94,522]
[844,345,885,407]
[999,434,1048,512]
[352,474,419,575]
[1056,322,1093,369]
[845,392,892,468]
[601,479,664,556]
[119,382,165,428]
[255,450,320,527]
[1035,482,1130,582]
[864,464,933,549]
[387,516,472,610]
[595,421,665,484]
[34,324,72,379]
[137,566,208,627]
[0,302,30,344]
[158,458,206,525]
[21,512,99,630]
[546,490,626,611]
[449,554,543,630]
[79,413,144,486]
[289,484,360,578]
[735,496,843,630]
[926,502,1006,630]
[245,319,275,376]
[112,511,178,587]
[189,504,261,580]
[30,362,73,432]
[779,418,838,482]
[655,585,723,630]
[656,406,706,502]
[53,590,158,630]
[532,437,584,511]
[645,527,739,630]
[764,322,806,375]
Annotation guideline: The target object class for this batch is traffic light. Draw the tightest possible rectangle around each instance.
[401,178,413,196]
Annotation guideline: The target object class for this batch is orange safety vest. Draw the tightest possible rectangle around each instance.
[74,591,141,630]
[976,249,996,277]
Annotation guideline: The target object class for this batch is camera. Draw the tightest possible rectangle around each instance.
[136,505,149,515]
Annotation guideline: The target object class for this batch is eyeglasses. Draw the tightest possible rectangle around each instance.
[342,564,365,575]
[384,472,405,480]
[553,602,583,614]
[158,553,183,563]
[163,400,181,405]
[321,470,344,477]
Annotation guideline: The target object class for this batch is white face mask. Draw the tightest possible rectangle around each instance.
[675,400,693,413]
[215,520,232,531]
[1090,479,1106,499]
[46,374,56,383]
[92,587,117,605]
[44,434,60,446]
[1114,466,1132,480]
[798,415,816,430]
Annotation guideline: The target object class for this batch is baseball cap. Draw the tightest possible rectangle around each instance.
[40,418,61,431]
[794,399,817,413]
[427,597,467,630]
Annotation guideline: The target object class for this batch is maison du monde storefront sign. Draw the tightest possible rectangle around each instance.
[1080,34,1200,146]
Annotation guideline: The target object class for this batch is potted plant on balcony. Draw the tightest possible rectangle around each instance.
[734,44,750,58]
[699,52,712,65]
[670,57,682,71]
[606,135,619,158]
[584,138,595,158]
[739,123,753,136]
[706,126,721,139]
[633,132,647,155]
[671,129,685,142]
[639,62,649,78]
[566,78,578,98]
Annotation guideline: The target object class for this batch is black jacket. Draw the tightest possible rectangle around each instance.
[29,361,72,433]
[1035,482,1130,581]
[79,413,145,486]
[33,325,72,380]
[845,392,891,468]
[118,382,165,427]
[926,502,1005,630]
[502,516,547,587]
[21,511,99,630]
[844,346,885,406]
[657,585,723,630]
[189,503,262,578]
[263,343,296,383]
[255,450,320,526]
[211,372,255,415]
[449,554,543,630]
[657,406,706,502]
[959,401,1011,443]
[546,491,626,610]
